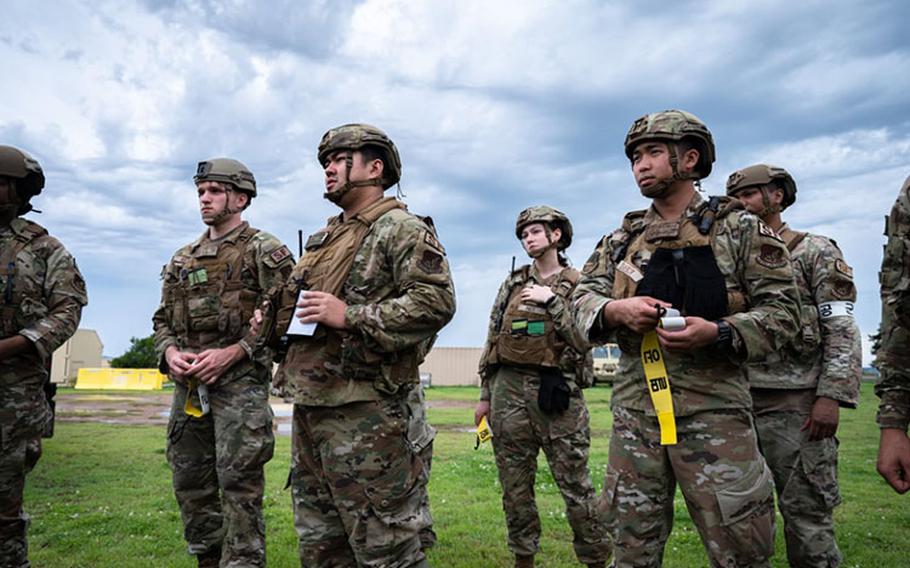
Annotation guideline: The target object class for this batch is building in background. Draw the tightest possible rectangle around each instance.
[419,347,483,387]
[50,328,104,384]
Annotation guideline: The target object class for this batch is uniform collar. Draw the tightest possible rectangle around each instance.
[190,220,250,252]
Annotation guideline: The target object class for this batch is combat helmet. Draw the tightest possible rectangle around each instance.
[0,145,45,215]
[515,205,573,250]
[726,164,797,210]
[624,110,716,180]
[194,158,257,197]
[318,123,402,189]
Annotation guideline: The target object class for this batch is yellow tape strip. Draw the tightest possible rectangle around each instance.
[475,415,493,449]
[640,331,677,445]
[183,379,205,418]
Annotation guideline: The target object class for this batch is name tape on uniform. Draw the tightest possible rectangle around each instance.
[818,301,854,319]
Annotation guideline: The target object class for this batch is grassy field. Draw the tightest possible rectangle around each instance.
[22,383,910,567]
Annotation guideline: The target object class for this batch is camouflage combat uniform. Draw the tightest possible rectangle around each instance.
[573,193,801,567]
[0,217,87,567]
[271,195,455,568]
[876,176,910,431]
[153,221,293,567]
[744,224,860,568]
[478,262,611,565]
[406,383,438,550]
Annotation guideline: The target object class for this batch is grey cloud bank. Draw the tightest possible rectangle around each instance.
[1,0,908,362]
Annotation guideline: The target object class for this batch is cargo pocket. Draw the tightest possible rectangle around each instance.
[800,436,842,510]
[241,403,275,468]
[187,295,220,332]
[599,468,620,523]
[716,461,775,560]
[362,466,427,553]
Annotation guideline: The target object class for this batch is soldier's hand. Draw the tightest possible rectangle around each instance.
[877,428,910,494]
[249,308,264,336]
[520,285,555,305]
[801,396,840,440]
[655,316,717,351]
[165,346,196,383]
[192,345,246,385]
[296,291,349,330]
[474,400,491,426]
[603,296,671,333]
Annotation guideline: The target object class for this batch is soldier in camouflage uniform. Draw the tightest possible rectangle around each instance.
[727,165,861,567]
[260,124,455,567]
[475,206,612,568]
[0,145,87,567]
[153,158,294,568]
[572,111,802,567]
[875,175,910,494]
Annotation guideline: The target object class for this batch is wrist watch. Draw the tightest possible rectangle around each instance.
[714,320,733,349]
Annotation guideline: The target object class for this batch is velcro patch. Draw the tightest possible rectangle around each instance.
[833,279,855,300]
[834,258,853,278]
[269,245,292,264]
[818,301,854,319]
[617,260,644,282]
[424,231,445,254]
[756,244,787,269]
[305,231,330,251]
[758,221,783,242]
[416,250,444,274]
[644,221,681,242]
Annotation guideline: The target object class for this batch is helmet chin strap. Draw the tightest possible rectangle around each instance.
[758,186,781,217]
[206,187,244,226]
[639,143,699,198]
[525,225,559,259]
[323,151,383,205]
[0,180,21,225]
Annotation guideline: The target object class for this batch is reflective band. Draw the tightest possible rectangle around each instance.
[641,331,677,445]
[818,301,854,319]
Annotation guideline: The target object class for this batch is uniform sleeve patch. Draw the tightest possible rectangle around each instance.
[756,244,787,269]
[416,250,444,274]
[582,250,601,273]
[424,231,445,254]
[269,245,292,264]
[758,221,783,242]
[834,258,853,278]
[832,279,855,300]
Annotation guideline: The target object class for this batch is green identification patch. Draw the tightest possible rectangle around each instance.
[187,268,208,286]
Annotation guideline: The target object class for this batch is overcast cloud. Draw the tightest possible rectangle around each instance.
[2,0,908,363]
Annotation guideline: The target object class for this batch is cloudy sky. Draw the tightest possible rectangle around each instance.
[2,0,908,363]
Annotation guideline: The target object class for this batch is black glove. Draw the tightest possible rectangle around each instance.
[538,368,570,414]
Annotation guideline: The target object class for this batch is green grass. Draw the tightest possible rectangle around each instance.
[23,383,910,567]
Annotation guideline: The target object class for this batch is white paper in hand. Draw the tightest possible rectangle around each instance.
[286,290,317,336]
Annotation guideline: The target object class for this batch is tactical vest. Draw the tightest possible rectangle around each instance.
[164,224,261,350]
[611,197,748,320]
[488,265,579,370]
[0,220,50,338]
[273,198,408,383]
[779,227,820,355]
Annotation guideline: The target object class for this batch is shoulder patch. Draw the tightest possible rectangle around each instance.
[834,258,853,278]
[424,230,445,254]
[756,243,787,269]
[269,245,292,264]
[758,221,783,242]
[416,249,445,274]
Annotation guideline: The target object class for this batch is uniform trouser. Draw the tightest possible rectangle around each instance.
[290,398,430,568]
[0,434,42,568]
[489,366,612,565]
[754,394,842,568]
[601,407,775,568]
[166,375,275,568]
[0,387,48,568]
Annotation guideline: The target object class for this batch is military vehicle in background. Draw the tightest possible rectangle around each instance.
[592,344,620,385]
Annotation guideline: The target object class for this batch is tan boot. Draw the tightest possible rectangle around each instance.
[515,554,534,568]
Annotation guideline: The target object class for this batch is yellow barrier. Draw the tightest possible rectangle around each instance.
[75,368,167,390]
